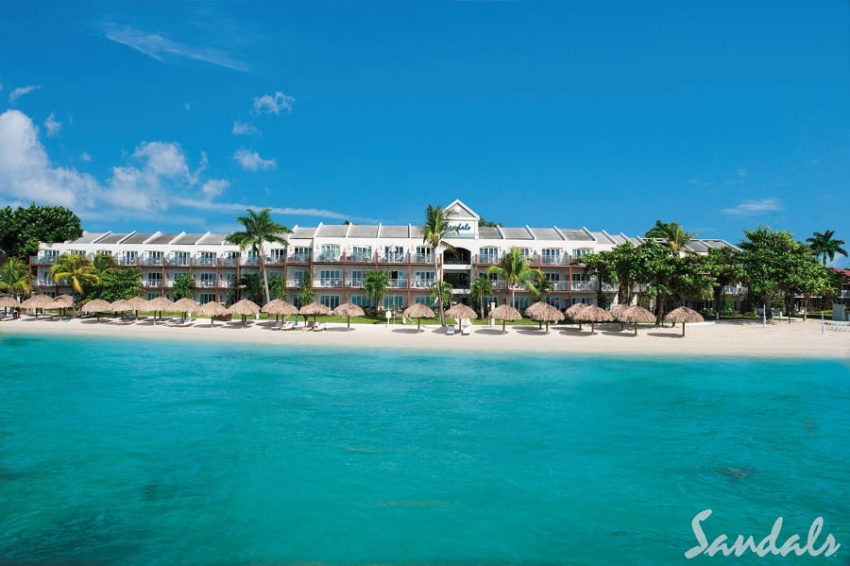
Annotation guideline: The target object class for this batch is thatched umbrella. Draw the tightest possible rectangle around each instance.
[664,306,704,336]
[525,301,565,332]
[403,303,435,332]
[81,298,113,321]
[491,304,522,334]
[445,303,478,323]
[51,294,74,317]
[262,299,299,322]
[610,303,629,329]
[299,302,332,327]
[110,299,132,314]
[198,301,229,327]
[565,302,587,330]
[146,296,175,323]
[173,298,201,322]
[0,295,21,317]
[21,295,55,318]
[126,296,148,319]
[333,302,365,329]
[229,298,261,325]
[623,305,655,336]
[576,305,614,334]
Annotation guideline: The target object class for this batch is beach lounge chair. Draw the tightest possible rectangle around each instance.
[271,321,283,330]
[446,325,455,335]
[461,323,472,336]
[282,320,296,331]
[314,322,326,332]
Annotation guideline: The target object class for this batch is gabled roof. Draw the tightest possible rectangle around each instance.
[445,199,480,220]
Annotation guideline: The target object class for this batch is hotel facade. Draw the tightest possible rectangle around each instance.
[30,200,738,310]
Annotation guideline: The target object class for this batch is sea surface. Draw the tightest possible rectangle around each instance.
[1,333,849,565]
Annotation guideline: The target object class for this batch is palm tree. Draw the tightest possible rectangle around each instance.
[527,271,553,302]
[430,280,453,309]
[807,230,847,266]
[645,220,694,255]
[226,208,292,305]
[487,247,541,307]
[364,270,390,312]
[470,275,494,317]
[0,258,32,298]
[48,253,100,299]
[422,204,459,324]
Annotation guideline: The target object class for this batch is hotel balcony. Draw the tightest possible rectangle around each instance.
[388,279,408,289]
[287,254,311,264]
[411,254,434,264]
[553,282,569,291]
[347,253,375,263]
[316,278,343,288]
[347,280,364,288]
[570,281,596,291]
[29,255,58,265]
[474,254,499,265]
[142,280,164,288]
[379,253,407,264]
[314,254,341,264]
[35,279,53,286]
[538,255,569,266]
[193,258,218,267]
[140,257,164,266]
[411,280,434,289]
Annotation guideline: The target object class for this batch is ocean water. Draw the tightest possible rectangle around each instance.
[1,333,849,566]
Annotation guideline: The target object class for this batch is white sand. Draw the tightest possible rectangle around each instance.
[2,315,848,359]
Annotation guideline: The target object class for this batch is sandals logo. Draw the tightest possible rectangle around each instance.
[685,509,840,558]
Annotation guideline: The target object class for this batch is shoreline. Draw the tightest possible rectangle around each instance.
[2,316,848,359]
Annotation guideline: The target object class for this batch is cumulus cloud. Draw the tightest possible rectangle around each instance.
[721,198,783,216]
[44,113,62,136]
[252,91,294,115]
[102,24,251,73]
[234,149,276,171]
[8,85,40,104]
[201,179,229,198]
[232,120,260,136]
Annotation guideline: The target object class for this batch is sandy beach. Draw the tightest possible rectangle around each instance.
[2,315,848,359]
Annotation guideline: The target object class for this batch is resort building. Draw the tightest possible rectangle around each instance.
[29,200,738,310]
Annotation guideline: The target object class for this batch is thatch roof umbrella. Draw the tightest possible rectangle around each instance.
[299,302,332,327]
[402,303,435,332]
[173,298,201,321]
[198,301,229,327]
[565,302,587,330]
[664,306,704,337]
[81,298,113,321]
[445,303,478,323]
[576,305,614,334]
[146,296,175,323]
[0,295,21,316]
[52,294,74,317]
[229,298,261,325]
[110,299,132,314]
[126,296,148,319]
[21,295,55,318]
[491,304,522,334]
[262,299,299,322]
[610,303,629,329]
[333,302,365,329]
[525,301,565,332]
[623,305,655,336]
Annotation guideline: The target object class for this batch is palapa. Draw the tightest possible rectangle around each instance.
[262,299,299,321]
[622,305,655,336]
[402,303,435,332]
[228,299,261,325]
[575,305,614,334]
[198,301,229,327]
[332,302,365,329]
[54,294,74,307]
[565,302,587,329]
[664,306,704,336]
[125,296,148,319]
[146,296,175,323]
[81,298,113,320]
[524,301,564,332]
[21,295,55,317]
[173,298,201,312]
[444,304,478,320]
[491,303,522,334]
[110,299,132,312]
[0,296,22,309]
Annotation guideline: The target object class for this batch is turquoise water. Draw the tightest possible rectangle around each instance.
[1,333,849,565]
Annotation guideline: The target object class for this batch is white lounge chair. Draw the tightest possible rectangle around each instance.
[271,320,283,330]
[282,320,296,331]
[446,325,455,336]
[314,322,326,332]
[461,324,472,336]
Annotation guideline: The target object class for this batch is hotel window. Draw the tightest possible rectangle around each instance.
[222,273,236,287]
[292,247,310,261]
[511,296,530,311]
[389,270,407,288]
[545,272,560,282]
[350,270,364,287]
[226,250,240,259]
[351,246,372,262]
[479,247,498,264]
[414,246,433,262]
[384,295,405,310]
[384,245,404,261]
[199,273,216,288]
[479,271,498,282]
[541,248,561,264]
[414,295,435,306]
[320,295,340,310]
[146,272,162,287]
[199,293,215,305]
[319,270,341,286]
[572,273,591,282]
[517,248,531,258]
[291,270,307,285]
[414,271,434,288]
[172,251,190,265]
[572,248,592,259]
[122,251,138,264]
[198,251,216,265]
[146,251,163,265]
[547,297,562,309]
[270,248,286,262]
[572,297,593,305]
[351,295,373,308]
[319,245,340,261]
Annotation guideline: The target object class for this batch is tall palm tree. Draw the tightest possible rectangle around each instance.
[49,254,100,298]
[470,275,494,317]
[487,247,541,307]
[422,204,459,325]
[227,208,292,305]
[807,230,847,266]
[645,220,694,255]
[0,258,32,298]
[527,271,553,302]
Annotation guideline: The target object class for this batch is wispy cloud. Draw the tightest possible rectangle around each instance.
[101,24,250,73]
[8,85,40,104]
[171,198,378,223]
[721,198,783,216]
[232,121,260,136]
[253,91,294,115]
[234,149,276,171]
[44,113,62,136]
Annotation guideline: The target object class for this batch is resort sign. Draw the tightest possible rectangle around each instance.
[447,221,476,238]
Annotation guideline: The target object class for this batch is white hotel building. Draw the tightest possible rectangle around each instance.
[30,200,737,310]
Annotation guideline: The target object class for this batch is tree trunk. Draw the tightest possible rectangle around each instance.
[714,287,723,321]
[804,294,811,321]
[434,248,445,325]
[260,250,270,306]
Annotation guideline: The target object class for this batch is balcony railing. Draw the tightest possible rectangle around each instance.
[30,255,58,265]
[288,254,311,263]
[539,255,568,265]
[317,278,342,288]
[194,258,218,266]
[315,254,341,263]
[553,282,569,291]
[142,280,163,288]
[141,257,164,265]
[380,254,406,263]
[570,281,596,291]
[411,280,434,289]
[411,254,433,264]
[347,254,374,263]
[389,279,408,289]
[474,254,499,265]
[347,279,364,288]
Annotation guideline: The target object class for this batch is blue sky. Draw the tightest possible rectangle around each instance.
[0,1,848,261]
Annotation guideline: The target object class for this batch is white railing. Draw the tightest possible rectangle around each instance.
[389,280,408,289]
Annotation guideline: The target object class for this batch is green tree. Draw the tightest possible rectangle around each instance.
[239,273,265,305]
[806,230,847,266]
[0,257,32,298]
[268,273,286,300]
[527,270,553,302]
[297,271,314,307]
[226,208,291,305]
[607,242,641,307]
[422,204,459,325]
[363,270,389,312]
[48,254,100,298]
[172,273,195,300]
[738,227,800,319]
[581,252,615,307]
[631,241,676,323]
[430,280,453,309]
[487,247,541,308]
[703,247,743,319]
[0,204,83,261]
[470,276,494,317]
[96,268,142,302]
[645,220,694,255]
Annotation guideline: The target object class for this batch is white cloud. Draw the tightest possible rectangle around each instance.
[44,113,62,137]
[80,152,92,162]
[252,91,294,115]
[201,179,229,198]
[102,24,250,73]
[232,121,260,136]
[132,141,190,178]
[721,198,783,216]
[8,85,40,104]
[0,110,98,208]
[234,149,276,171]
[171,198,378,223]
